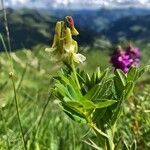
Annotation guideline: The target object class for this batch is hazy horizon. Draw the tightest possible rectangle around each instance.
[3,0,150,9]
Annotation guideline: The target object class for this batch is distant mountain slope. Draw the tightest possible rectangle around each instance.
[0,8,150,50]
[0,8,57,50]
[102,15,150,43]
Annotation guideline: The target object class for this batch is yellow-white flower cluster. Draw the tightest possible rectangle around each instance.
[45,16,86,64]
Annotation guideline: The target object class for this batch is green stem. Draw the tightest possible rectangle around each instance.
[92,124,109,139]
[108,139,115,150]
[91,123,115,150]
[10,74,27,150]
[105,127,115,150]
[71,59,81,89]
[91,124,108,150]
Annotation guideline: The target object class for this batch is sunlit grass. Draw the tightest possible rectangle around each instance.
[0,44,150,149]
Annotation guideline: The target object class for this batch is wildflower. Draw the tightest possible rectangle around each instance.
[125,45,140,67]
[64,27,74,53]
[110,46,130,73]
[45,16,85,64]
[63,27,85,63]
[110,44,140,73]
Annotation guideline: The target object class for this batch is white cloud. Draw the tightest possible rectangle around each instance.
[4,0,150,8]
[138,0,149,4]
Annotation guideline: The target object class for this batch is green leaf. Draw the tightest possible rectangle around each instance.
[97,79,113,99]
[138,65,150,78]
[127,67,138,81]
[114,69,126,98]
[69,73,83,99]
[66,84,78,100]
[85,73,91,86]
[66,101,83,109]
[125,81,135,99]
[77,70,86,84]
[57,73,82,101]
[55,82,72,99]
[84,84,101,101]
[63,97,72,102]
[95,99,117,109]
[61,102,86,120]
[91,72,97,85]
[110,93,125,126]
[92,108,107,122]
[63,110,86,123]
[67,100,96,110]
[96,67,101,79]
[97,68,109,83]
[114,77,123,99]
[62,100,96,123]
[115,69,126,87]
[80,100,96,109]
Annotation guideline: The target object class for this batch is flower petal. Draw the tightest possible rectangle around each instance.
[64,44,75,53]
[73,53,86,63]
[45,47,56,52]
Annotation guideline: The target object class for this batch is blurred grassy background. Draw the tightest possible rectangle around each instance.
[0,44,150,149]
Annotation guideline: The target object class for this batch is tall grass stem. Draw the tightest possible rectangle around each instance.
[10,74,27,150]
[1,0,11,52]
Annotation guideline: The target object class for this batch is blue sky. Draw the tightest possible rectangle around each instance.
[4,0,150,9]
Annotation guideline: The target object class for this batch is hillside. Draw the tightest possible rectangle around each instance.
[0,8,150,50]
[0,8,57,50]
[103,15,150,43]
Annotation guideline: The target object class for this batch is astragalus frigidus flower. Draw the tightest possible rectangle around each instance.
[45,16,86,64]
[110,44,140,73]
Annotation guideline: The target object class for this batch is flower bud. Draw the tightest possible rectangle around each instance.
[65,16,79,36]
[64,27,73,50]
[52,35,58,48]
[72,40,78,53]
[55,21,62,38]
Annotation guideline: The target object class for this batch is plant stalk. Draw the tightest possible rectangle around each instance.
[1,0,11,52]
[10,74,27,150]
[71,59,81,89]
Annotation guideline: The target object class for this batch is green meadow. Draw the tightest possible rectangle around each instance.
[0,43,150,149]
